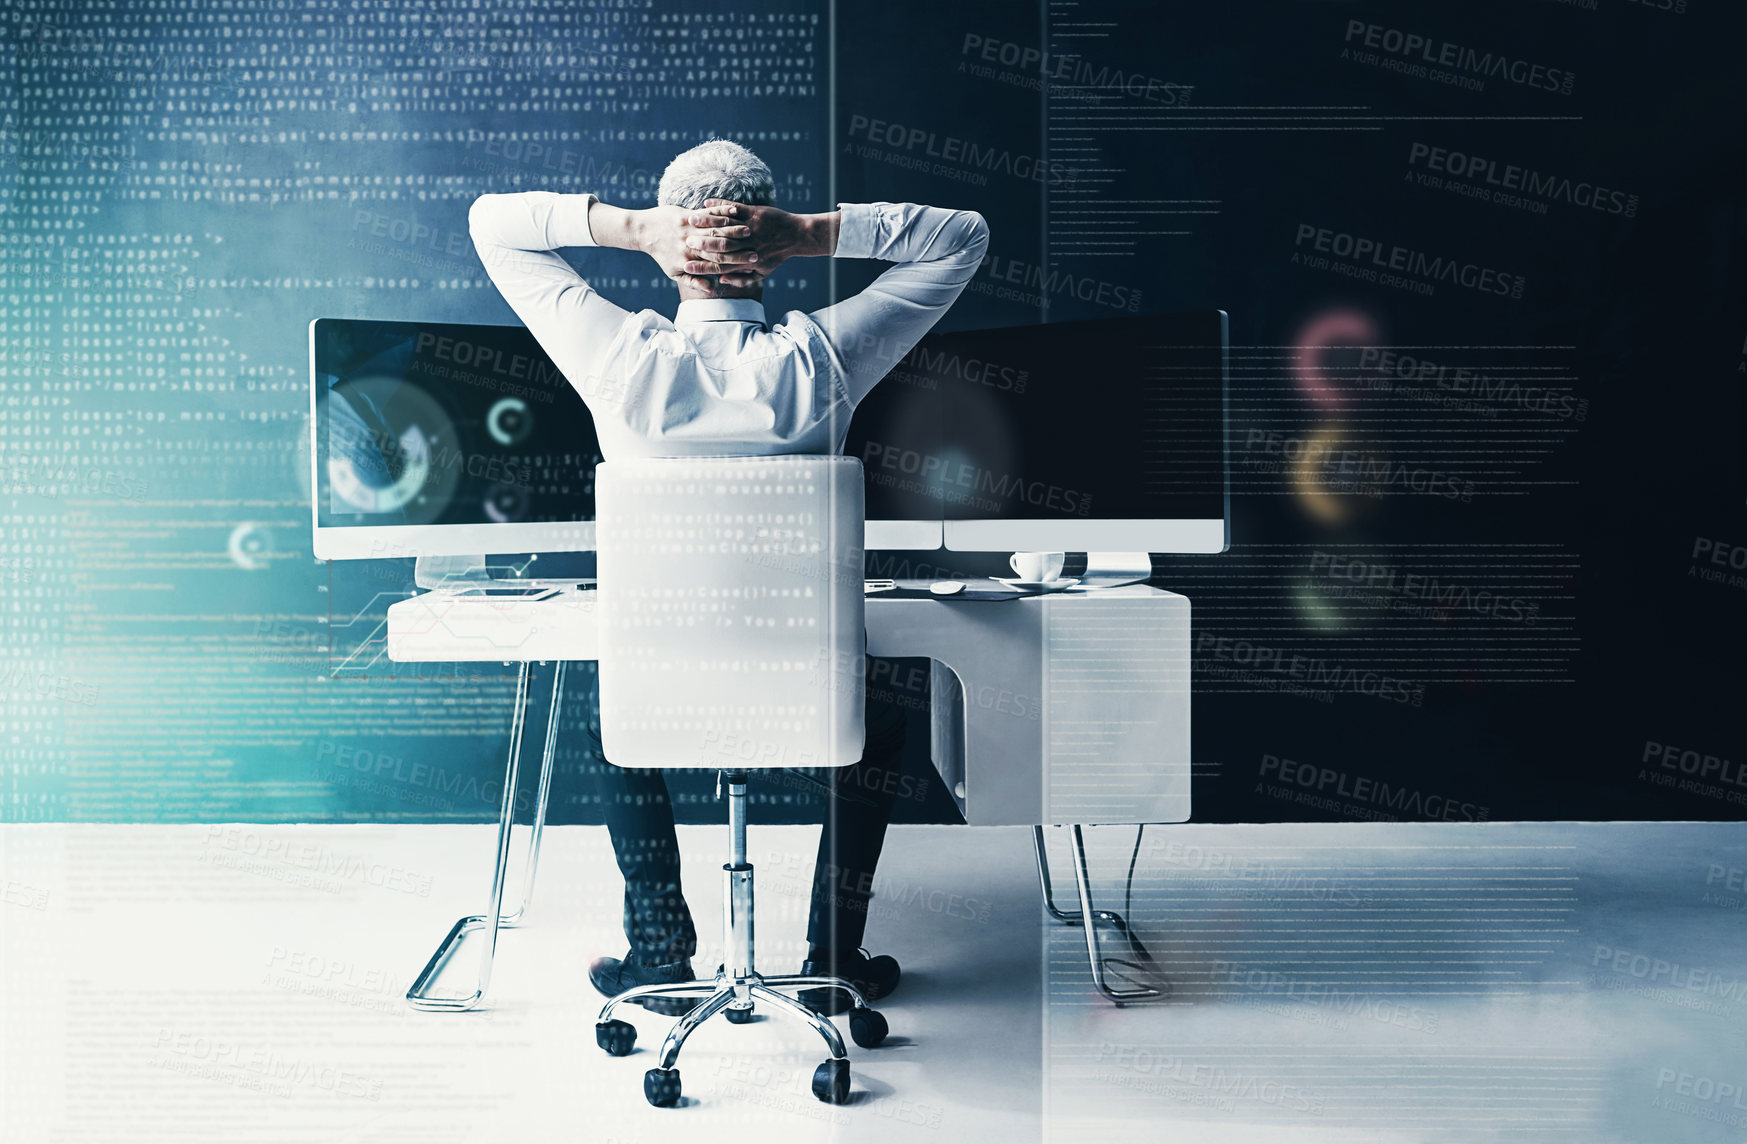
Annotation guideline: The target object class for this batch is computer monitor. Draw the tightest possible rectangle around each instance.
[309,317,598,560]
[310,317,940,560]
[848,311,1230,554]
[941,311,1229,552]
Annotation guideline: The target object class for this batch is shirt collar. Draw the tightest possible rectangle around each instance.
[675,298,767,326]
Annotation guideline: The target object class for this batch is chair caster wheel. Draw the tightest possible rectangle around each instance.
[812,1057,851,1104]
[724,1005,755,1024]
[849,1007,888,1048]
[644,1067,682,1107]
[595,1019,636,1057]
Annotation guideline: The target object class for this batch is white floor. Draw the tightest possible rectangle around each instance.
[4,821,1747,1143]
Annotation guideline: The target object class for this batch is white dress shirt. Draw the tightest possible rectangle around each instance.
[468,192,989,459]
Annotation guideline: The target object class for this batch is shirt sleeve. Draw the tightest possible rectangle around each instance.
[808,202,990,405]
[468,191,630,403]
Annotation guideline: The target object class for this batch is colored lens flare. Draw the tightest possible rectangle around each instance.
[1291,309,1381,409]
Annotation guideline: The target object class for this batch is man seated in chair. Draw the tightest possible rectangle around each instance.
[469,139,988,1015]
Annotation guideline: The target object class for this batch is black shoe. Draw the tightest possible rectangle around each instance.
[589,952,697,1017]
[797,948,901,1016]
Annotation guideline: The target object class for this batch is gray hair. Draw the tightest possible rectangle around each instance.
[657,139,774,209]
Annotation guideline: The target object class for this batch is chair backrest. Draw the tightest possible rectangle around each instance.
[595,456,866,770]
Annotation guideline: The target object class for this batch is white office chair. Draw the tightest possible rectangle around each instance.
[590,455,888,1108]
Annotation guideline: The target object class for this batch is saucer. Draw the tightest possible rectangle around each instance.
[994,576,1081,593]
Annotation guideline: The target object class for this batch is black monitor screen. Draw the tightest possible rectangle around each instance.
[312,318,601,530]
[848,311,1228,525]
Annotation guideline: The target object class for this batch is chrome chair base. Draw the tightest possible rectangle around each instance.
[597,969,878,1063]
[1033,824,1169,1005]
[596,771,888,1108]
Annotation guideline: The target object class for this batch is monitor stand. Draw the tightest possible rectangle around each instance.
[413,554,496,592]
[1082,551,1153,589]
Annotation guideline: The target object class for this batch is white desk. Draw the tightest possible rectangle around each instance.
[385,582,1189,826]
[387,585,601,663]
[385,579,1189,1004]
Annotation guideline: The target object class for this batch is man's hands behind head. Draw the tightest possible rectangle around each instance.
[591,199,836,291]
[681,200,839,288]
[633,204,757,289]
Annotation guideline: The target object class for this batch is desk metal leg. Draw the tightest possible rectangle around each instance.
[406,661,564,1011]
[502,660,563,927]
[1033,824,1166,1005]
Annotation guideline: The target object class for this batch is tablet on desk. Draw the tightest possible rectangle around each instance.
[873,579,1024,602]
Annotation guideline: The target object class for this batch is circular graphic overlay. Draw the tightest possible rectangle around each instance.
[325,378,459,524]
[487,397,533,446]
[483,481,529,523]
[228,522,274,571]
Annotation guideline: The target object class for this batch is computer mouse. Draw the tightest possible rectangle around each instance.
[929,580,966,596]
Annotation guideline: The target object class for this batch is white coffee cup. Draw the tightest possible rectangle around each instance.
[1009,551,1065,582]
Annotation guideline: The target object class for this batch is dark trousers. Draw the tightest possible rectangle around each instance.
[584,656,912,964]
